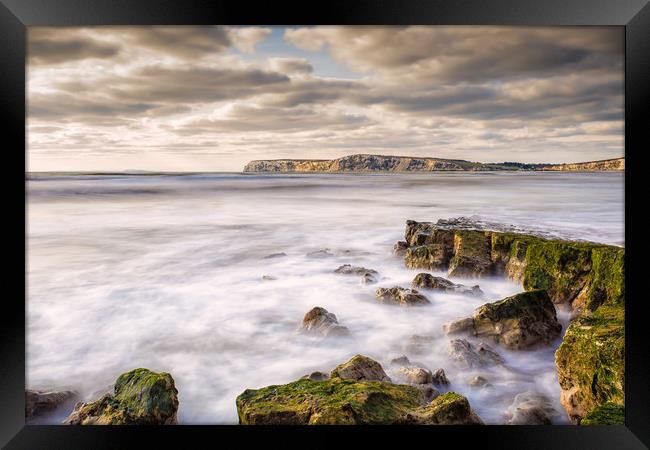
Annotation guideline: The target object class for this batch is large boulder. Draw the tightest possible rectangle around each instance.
[376,286,430,306]
[411,273,483,297]
[396,367,433,385]
[447,339,504,369]
[26,390,77,420]
[443,290,562,350]
[505,391,558,425]
[64,368,178,425]
[300,307,350,337]
[555,304,624,423]
[236,377,481,425]
[330,355,391,382]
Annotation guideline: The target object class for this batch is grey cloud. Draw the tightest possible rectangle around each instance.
[28,29,121,65]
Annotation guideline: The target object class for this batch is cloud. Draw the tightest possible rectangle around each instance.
[28,28,121,65]
[229,27,273,53]
[269,57,314,74]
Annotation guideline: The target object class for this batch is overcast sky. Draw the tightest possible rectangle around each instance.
[27,26,624,172]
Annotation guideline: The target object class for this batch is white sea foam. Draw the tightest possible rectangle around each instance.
[26,172,623,424]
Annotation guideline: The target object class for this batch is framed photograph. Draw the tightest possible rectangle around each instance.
[2,0,649,448]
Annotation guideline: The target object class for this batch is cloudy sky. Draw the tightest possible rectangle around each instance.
[27,26,623,172]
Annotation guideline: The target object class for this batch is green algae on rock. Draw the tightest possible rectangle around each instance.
[555,305,624,423]
[236,378,482,425]
[579,402,625,425]
[64,368,178,425]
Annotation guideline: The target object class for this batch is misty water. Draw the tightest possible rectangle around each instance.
[26,172,624,424]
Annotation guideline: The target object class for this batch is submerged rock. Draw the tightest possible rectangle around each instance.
[330,355,391,382]
[63,368,178,425]
[262,252,287,259]
[306,249,334,258]
[505,391,557,425]
[443,290,562,350]
[300,307,350,337]
[405,334,436,355]
[468,376,490,388]
[334,264,378,276]
[447,339,505,369]
[26,390,78,420]
[261,275,277,281]
[362,273,378,284]
[412,273,483,297]
[580,402,625,425]
[376,286,430,306]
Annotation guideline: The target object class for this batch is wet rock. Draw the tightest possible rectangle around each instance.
[63,368,178,425]
[330,355,391,382]
[448,231,493,277]
[413,385,441,404]
[405,244,449,271]
[376,286,431,306]
[468,376,490,388]
[580,402,625,425]
[26,389,78,420]
[506,391,557,425]
[407,392,484,425]
[411,273,483,297]
[261,275,277,281]
[301,371,330,381]
[393,241,409,256]
[431,369,450,387]
[306,249,334,258]
[362,273,378,284]
[334,264,378,275]
[443,290,562,350]
[300,307,350,337]
[397,367,433,385]
[447,339,505,369]
[262,252,287,259]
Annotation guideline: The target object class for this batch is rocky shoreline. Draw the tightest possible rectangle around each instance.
[26,218,624,426]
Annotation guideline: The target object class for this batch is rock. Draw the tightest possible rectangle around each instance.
[447,339,505,369]
[261,275,277,281]
[63,368,178,425]
[431,369,450,387]
[404,244,449,271]
[306,249,334,258]
[362,273,378,284]
[555,304,624,423]
[443,317,475,335]
[448,231,493,277]
[468,376,489,388]
[393,241,409,256]
[300,307,350,337]
[236,376,480,425]
[390,355,411,366]
[330,355,391,382]
[334,264,378,275]
[26,389,78,420]
[301,371,330,381]
[406,335,436,355]
[411,273,483,297]
[375,286,430,306]
[443,290,562,350]
[505,391,557,425]
[407,392,484,425]
[397,367,433,385]
[262,252,287,259]
[412,385,441,404]
[580,402,625,425]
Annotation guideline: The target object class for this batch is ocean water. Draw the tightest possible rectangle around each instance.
[26,172,624,424]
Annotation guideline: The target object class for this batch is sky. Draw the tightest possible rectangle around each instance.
[27,26,624,172]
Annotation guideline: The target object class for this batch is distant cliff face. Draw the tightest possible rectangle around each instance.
[539,158,624,172]
[243,154,625,173]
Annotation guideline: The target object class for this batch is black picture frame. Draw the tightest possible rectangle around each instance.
[2,0,649,448]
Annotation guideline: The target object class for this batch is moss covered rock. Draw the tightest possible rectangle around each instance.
[580,402,625,425]
[411,273,483,297]
[64,368,178,425]
[555,305,624,423]
[448,231,493,277]
[404,244,449,271]
[236,378,481,425]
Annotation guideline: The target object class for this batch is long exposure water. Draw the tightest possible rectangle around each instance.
[26,171,624,424]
